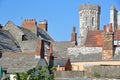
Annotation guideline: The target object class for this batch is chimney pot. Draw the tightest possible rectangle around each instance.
[71,26,77,42]
[109,23,113,32]
[38,20,48,31]
[104,25,106,32]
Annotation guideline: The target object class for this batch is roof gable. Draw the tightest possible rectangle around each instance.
[0,30,21,52]
[54,58,68,67]
[4,21,24,35]
[3,21,24,42]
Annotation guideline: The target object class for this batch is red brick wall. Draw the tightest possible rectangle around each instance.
[35,39,44,59]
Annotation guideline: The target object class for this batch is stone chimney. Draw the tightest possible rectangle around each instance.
[38,20,47,31]
[102,23,114,60]
[71,26,77,42]
[22,19,37,35]
[35,39,44,59]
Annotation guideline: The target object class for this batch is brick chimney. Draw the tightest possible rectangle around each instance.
[49,43,53,56]
[71,26,77,42]
[38,20,47,31]
[0,24,2,29]
[22,19,37,35]
[48,43,54,73]
[35,39,44,59]
[109,23,113,32]
[102,23,114,60]
[104,25,106,32]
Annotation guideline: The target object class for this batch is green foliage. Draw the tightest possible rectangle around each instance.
[93,71,100,77]
[14,65,55,80]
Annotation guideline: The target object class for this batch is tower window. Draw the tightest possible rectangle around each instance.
[85,17,89,26]
[92,17,94,26]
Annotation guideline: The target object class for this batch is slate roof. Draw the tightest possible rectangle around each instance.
[0,52,39,73]
[54,58,68,67]
[0,30,21,52]
[69,53,102,62]
[37,28,54,42]
[18,27,37,40]
[53,41,75,58]
[35,59,49,76]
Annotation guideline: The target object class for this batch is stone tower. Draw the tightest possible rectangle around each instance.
[110,6,120,30]
[78,3,101,45]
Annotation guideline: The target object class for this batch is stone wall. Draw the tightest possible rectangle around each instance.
[54,71,84,78]
[92,65,120,78]
[102,32,114,60]
[55,65,120,79]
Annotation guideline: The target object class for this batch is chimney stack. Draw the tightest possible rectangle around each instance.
[22,19,37,35]
[0,24,2,29]
[104,25,106,32]
[102,23,114,60]
[49,43,53,56]
[35,39,44,59]
[48,43,54,71]
[38,20,47,31]
[71,26,77,42]
[109,23,113,32]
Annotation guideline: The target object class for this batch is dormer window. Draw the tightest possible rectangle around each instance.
[22,35,27,41]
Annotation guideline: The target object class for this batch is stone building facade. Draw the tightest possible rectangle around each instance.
[78,4,101,45]
[110,6,120,31]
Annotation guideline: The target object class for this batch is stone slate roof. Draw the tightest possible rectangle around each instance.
[0,52,39,73]
[18,27,37,40]
[0,30,21,52]
[68,52,102,62]
[53,41,75,58]
[35,59,49,76]
[36,59,48,67]
[37,28,54,42]
[52,40,103,62]
[54,58,68,67]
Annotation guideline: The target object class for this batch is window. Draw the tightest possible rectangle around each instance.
[22,35,27,41]
[85,17,89,26]
[92,17,94,26]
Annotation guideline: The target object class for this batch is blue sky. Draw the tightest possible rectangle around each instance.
[0,0,120,41]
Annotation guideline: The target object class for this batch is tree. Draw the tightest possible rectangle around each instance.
[14,65,55,80]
